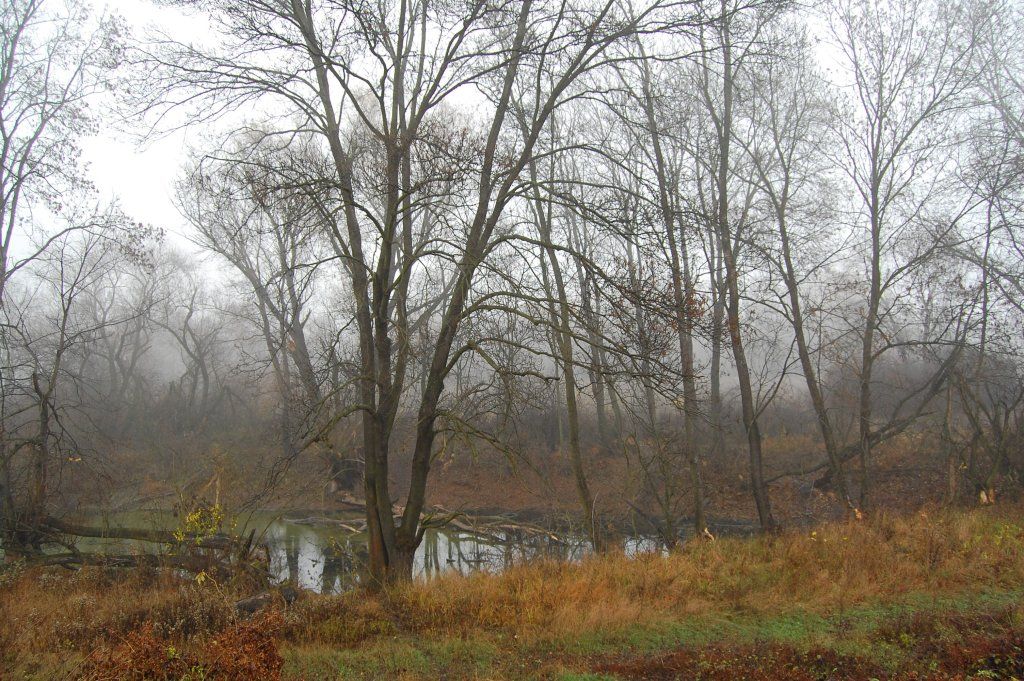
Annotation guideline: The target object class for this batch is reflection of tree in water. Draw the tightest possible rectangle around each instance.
[284,532,300,586]
[462,533,494,569]
[418,530,493,576]
[420,530,442,577]
[265,520,642,591]
[416,528,588,577]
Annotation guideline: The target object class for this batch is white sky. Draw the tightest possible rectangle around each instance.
[81,0,203,248]
[82,131,194,242]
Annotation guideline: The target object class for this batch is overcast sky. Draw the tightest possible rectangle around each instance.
[81,0,201,249]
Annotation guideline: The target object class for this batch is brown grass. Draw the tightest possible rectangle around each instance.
[2,504,1024,678]
[82,609,283,680]
[359,506,1022,641]
[0,567,233,646]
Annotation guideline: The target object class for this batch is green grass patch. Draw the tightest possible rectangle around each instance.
[282,587,1024,679]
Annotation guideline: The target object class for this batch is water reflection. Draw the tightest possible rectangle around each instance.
[37,510,682,594]
[264,522,366,593]
[262,518,666,594]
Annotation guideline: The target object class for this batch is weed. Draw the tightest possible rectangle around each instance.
[4,504,1024,679]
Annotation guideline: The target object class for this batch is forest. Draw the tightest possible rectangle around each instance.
[2,0,1024,677]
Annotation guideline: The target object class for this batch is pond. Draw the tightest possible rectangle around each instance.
[41,510,669,593]
[262,518,660,592]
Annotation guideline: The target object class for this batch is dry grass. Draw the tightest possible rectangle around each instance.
[371,505,1024,641]
[0,566,238,678]
[2,504,1024,679]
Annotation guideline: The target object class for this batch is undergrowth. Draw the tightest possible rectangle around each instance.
[2,504,1023,679]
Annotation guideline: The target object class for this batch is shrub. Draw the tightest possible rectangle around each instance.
[83,622,193,680]
[203,609,284,679]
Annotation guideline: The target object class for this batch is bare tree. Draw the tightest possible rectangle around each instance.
[631,51,709,536]
[141,0,698,582]
[735,25,861,511]
[695,0,783,530]
[177,133,360,494]
[0,0,125,303]
[0,228,127,554]
[828,0,982,507]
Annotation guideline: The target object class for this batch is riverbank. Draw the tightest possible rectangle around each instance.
[3,504,1023,679]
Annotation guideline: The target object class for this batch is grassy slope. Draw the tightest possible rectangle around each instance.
[4,505,1024,679]
[284,590,1024,679]
[280,506,1024,679]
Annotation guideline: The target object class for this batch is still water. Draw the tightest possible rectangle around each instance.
[61,511,664,593]
[259,515,664,592]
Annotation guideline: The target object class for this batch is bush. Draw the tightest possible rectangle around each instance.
[83,610,283,680]
[203,609,284,679]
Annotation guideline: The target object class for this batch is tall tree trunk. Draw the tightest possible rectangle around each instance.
[773,201,856,512]
[943,385,959,505]
[533,176,604,552]
[707,232,726,460]
[711,2,775,531]
[676,230,707,536]
[569,235,611,450]
[858,189,883,510]
[638,67,708,536]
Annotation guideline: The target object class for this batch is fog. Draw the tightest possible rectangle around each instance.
[1,0,1022,587]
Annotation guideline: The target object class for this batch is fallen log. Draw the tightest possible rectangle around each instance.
[24,548,273,586]
[426,509,568,544]
[42,516,256,552]
[28,551,211,573]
